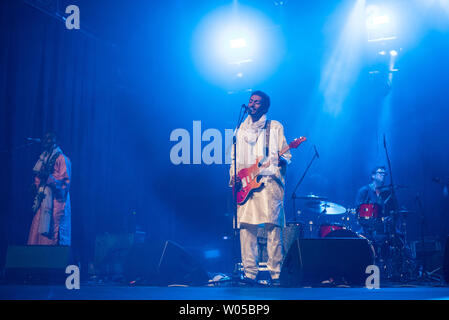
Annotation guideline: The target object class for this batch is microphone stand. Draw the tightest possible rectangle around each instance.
[415,194,427,270]
[383,135,399,220]
[291,145,318,223]
[416,195,426,253]
[0,142,36,153]
[383,134,410,280]
[433,178,449,241]
[231,104,248,283]
[383,135,403,242]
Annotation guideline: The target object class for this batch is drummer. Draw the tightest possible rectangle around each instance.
[355,166,388,208]
[355,165,400,234]
[354,166,389,239]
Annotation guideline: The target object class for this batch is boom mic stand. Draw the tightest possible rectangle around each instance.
[291,145,318,223]
[0,141,36,153]
[383,135,399,221]
[230,104,248,284]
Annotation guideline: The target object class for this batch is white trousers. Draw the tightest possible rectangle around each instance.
[240,223,284,280]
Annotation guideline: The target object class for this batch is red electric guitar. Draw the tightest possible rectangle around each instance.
[232,137,307,205]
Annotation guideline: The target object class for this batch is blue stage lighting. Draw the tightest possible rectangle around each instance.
[320,0,366,116]
[191,4,285,91]
[204,249,221,259]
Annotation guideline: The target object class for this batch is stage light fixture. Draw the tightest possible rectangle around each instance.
[366,14,390,29]
[365,4,397,42]
[230,38,247,49]
[273,0,287,6]
[191,4,284,92]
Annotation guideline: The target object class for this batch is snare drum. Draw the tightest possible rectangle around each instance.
[319,224,345,238]
[358,203,381,220]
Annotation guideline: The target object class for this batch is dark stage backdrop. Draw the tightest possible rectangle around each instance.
[1,0,449,274]
[0,0,121,269]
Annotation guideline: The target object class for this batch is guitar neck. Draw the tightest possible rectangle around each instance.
[278,137,306,158]
[278,145,291,158]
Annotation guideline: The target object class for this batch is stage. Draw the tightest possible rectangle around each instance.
[2,1,449,312]
[1,282,448,300]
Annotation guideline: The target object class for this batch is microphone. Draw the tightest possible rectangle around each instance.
[242,104,251,113]
[432,177,441,183]
[26,137,41,143]
[314,145,319,158]
[433,177,449,185]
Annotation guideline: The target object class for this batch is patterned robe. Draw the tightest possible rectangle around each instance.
[28,147,71,245]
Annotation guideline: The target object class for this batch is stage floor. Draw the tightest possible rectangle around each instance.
[1,283,448,300]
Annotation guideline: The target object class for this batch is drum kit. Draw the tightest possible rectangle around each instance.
[290,194,416,281]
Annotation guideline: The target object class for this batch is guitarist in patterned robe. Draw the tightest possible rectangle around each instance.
[28,132,71,246]
[230,91,292,285]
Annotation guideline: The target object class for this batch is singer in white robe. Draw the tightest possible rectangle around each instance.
[229,91,291,282]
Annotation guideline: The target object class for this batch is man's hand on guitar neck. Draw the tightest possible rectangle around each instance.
[278,156,288,176]
[231,175,243,190]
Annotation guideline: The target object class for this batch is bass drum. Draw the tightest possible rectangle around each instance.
[319,224,345,238]
[324,229,376,260]
[325,228,359,238]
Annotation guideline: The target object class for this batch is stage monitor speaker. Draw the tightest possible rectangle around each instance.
[124,239,164,284]
[93,233,135,278]
[157,240,209,286]
[4,245,70,284]
[444,236,449,284]
[280,238,375,287]
[124,240,209,286]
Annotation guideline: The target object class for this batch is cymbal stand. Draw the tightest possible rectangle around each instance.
[381,135,413,281]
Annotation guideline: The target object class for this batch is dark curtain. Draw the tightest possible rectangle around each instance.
[0,0,121,271]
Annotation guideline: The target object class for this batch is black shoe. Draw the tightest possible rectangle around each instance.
[239,276,258,286]
[270,278,281,287]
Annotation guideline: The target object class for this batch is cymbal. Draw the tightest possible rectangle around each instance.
[319,201,347,215]
[396,210,414,215]
[295,194,328,201]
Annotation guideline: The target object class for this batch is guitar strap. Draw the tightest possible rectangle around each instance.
[32,150,61,213]
[264,120,271,158]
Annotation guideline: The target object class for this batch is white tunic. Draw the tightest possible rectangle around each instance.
[229,115,292,228]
